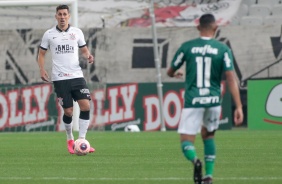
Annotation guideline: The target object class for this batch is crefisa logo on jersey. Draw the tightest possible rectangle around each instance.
[70,33,76,40]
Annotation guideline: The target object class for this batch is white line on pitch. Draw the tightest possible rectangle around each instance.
[0,177,282,181]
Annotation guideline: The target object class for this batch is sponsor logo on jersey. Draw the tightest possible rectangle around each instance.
[58,73,73,77]
[199,88,210,96]
[55,44,74,54]
[70,33,76,40]
[80,89,90,94]
[192,96,219,105]
[191,45,218,55]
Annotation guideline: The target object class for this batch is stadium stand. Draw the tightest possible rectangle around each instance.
[1,0,282,85]
[238,3,249,17]
[249,4,271,17]
[235,0,282,25]
[0,70,15,84]
[243,0,258,7]
[257,0,281,7]
[263,15,282,25]
[168,0,184,4]
[240,16,263,26]
[272,4,282,15]
[0,0,282,29]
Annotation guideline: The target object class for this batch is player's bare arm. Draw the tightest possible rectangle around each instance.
[37,48,50,82]
[80,46,94,64]
[167,67,183,78]
[225,70,244,125]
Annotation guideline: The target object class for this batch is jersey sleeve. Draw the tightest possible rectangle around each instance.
[77,29,87,48]
[223,47,234,71]
[40,31,49,50]
[170,46,185,70]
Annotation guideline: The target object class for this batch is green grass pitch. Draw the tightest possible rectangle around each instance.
[0,130,282,184]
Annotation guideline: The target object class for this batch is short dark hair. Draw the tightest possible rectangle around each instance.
[56,4,69,12]
[199,14,216,29]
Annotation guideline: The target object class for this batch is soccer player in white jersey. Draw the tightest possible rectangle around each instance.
[37,5,95,154]
[167,14,243,184]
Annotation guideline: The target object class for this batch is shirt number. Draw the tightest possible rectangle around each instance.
[195,56,211,88]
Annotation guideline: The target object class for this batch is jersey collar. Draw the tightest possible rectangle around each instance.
[200,36,212,40]
[56,24,70,32]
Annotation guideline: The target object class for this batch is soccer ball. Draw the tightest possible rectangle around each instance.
[124,125,140,132]
[74,139,90,156]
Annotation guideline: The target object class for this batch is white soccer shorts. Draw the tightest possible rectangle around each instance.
[177,106,221,135]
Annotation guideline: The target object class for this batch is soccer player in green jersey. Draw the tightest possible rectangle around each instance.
[167,14,243,184]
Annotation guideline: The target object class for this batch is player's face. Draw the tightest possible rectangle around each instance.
[55,9,70,28]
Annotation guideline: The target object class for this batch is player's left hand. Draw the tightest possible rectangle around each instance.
[88,54,94,64]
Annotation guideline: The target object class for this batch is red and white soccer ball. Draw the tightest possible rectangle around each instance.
[74,139,90,156]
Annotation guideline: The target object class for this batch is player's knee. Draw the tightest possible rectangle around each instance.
[80,110,90,120]
[206,130,215,137]
[201,127,216,139]
[201,129,216,139]
[81,105,90,111]
[64,108,73,117]
[78,100,90,111]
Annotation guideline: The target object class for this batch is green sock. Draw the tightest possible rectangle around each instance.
[204,139,216,177]
[181,141,197,162]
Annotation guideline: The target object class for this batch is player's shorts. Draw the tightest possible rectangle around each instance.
[53,78,91,109]
[177,106,221,135]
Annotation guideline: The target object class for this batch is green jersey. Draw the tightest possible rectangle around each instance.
[171,37,234,108]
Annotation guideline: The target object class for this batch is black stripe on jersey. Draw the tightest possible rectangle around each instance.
[40,46,47,50]
[79,44,87,48]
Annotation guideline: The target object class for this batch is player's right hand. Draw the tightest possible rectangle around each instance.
[174,70,183,79]
[40,69,50,82]
[234,107,243,126]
